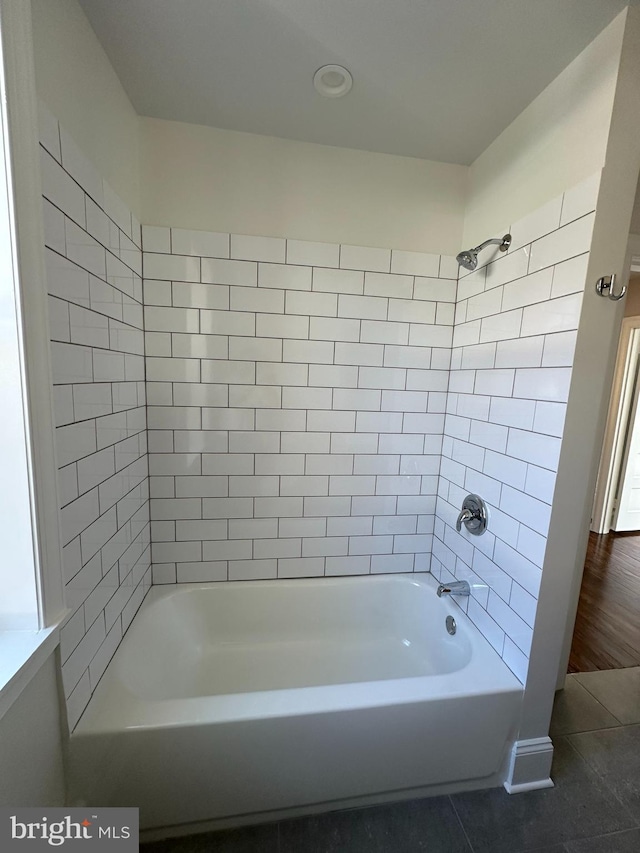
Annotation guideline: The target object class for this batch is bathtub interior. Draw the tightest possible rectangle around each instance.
[112,575,472,700]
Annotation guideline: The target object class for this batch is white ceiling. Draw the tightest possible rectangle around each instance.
[79,0,631,165]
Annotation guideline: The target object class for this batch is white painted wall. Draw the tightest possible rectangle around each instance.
[28,0,628,260]
[30,0,468,255]
[29,0,468,255]
[0,654,65,806]
[30,0,140,216]
[140,118,468,255]
[463,11,626,248]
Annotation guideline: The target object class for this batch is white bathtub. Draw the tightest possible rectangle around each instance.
[68,573,522,832]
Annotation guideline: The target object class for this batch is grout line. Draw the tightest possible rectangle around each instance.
[447,795,476,852]
[571,673,632,727]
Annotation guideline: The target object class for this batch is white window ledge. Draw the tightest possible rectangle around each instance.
[0,625,60,721]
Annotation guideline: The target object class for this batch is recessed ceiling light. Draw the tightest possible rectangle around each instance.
[313,65,353,98]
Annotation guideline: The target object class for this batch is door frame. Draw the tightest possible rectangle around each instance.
[592,311,640,533]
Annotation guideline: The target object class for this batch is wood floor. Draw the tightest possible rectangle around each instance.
[569,530,640,672]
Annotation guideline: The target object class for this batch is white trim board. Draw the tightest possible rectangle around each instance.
[503,738,555,794]
[0,0,65,627]
[0,0,66,715]
[591,316,640,533]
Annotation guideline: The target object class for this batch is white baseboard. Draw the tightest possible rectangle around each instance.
[504,778,555,794]
[503,737,554,794]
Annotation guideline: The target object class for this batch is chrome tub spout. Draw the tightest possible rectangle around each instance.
[436,580,471,597]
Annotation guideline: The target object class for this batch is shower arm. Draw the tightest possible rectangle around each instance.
[472,236,509,254]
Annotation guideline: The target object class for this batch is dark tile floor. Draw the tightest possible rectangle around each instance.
[142,668,640,853]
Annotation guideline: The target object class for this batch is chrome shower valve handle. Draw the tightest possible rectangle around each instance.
[455,507,473,530]
[455,494,488,536]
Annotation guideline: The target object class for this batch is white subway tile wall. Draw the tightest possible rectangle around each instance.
[40,104,151,729]
[41,101,600,694]
[434,172,599,681]
[143,228,457,585]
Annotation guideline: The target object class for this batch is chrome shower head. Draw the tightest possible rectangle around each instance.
[457,250,478,271]
[456,233,511,272]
